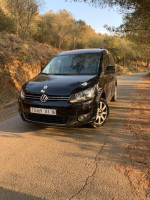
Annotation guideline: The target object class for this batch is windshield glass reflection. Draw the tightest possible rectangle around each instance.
[42,54,101,75]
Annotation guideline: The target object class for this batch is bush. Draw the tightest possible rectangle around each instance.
[0,8,16,33]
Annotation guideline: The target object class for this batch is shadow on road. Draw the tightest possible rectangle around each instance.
[0,187,42,200]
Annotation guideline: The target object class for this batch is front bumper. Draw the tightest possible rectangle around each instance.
[18,97,97,126]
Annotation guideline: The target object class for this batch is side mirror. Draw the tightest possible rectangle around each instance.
[106,65,115,74]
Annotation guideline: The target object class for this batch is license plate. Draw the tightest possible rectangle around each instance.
[30,107,56,115]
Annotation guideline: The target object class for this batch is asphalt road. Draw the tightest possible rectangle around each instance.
[0,73,147,200]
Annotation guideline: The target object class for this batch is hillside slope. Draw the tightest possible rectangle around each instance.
[0,33,60,107]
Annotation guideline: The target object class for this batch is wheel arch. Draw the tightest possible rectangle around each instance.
[100,92,106,100]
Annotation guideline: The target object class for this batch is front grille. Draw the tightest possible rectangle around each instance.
[24,113,68,125]
[25,94,69,101]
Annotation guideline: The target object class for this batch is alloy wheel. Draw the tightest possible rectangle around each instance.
[95,100,108,125]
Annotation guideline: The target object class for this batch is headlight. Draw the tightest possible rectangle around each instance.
[20,89,26,99]
[70,87,95,103]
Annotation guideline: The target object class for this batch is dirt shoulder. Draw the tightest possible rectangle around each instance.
[117,74,150,199]
[0,101,18,122]
[0,32,60,108]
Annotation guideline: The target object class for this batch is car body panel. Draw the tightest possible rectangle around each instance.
[23,74,98,96]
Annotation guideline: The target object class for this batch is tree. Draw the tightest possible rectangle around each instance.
[53,10,75,49]
[34,11,56,45]
[0,7,16,33]
[70,0,150,45]
[1,0,41,40]
[71,20,88,49]
[70,20,86,49]
[34,10,78,49]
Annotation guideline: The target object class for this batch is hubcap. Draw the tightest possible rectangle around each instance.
[95,101,108,125]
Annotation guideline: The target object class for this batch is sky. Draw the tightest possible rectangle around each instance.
[40,0,123,34]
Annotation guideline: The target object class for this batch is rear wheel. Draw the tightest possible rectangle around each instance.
[90,98,109,128]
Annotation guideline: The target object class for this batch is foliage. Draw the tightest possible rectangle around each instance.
[0,7,16,33]
[71,0,150,45]
[34,11,56,45]
[1,0,40,40]
[0,1,149,71]
[34,10,98,49]
[69,0,150,68]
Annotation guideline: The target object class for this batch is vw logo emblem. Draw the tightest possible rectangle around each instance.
[40,94,48,103]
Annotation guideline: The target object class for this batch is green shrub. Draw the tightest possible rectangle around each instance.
[0,8,16,33]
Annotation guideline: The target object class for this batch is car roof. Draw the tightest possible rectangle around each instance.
[57,49,105,56]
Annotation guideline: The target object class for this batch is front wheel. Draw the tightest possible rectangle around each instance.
[90,98,109,128]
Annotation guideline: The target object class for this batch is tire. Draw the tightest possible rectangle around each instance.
[90,98,109,128]
[111,85,117,102]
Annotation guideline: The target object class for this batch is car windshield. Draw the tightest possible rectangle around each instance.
[42,53,101,75]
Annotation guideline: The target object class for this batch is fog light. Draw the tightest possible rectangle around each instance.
[78,114,89,122]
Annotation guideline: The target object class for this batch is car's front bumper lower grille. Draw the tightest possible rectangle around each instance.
[24,113,68,125]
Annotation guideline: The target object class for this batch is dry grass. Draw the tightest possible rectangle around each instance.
[0,71,18,106]
[116,64,147,75]
[0,32,60,108]
[117,75,150,199]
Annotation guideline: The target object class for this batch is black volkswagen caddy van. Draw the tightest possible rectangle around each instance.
[18,49,117,128]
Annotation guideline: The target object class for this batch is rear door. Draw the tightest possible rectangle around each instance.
[100,50,112,102]
[108,52,116,99]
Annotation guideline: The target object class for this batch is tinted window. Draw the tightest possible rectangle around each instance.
[102,51,109,73]
[42,53,101,75]
[108,52,115,66]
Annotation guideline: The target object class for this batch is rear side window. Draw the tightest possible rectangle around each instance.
[108,52,115,66]
[102,51,109,73]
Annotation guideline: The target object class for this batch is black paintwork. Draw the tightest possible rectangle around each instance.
[57,49,104,56]
[23,75,98,96]
[18,49,117,126]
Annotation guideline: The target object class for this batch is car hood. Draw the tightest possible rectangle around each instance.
[24,74,98,96]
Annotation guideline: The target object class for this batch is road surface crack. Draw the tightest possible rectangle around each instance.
[69,135,108,200]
